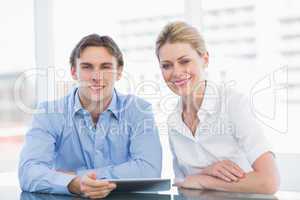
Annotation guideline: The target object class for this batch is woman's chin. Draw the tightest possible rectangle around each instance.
[172,86,193,97]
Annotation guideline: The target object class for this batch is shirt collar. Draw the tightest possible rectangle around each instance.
[198,82,219,115]
[107,89,119,120]
[170,81,220,139]
[73,88,82,115]
[176,81,219,117]
[73,88,120,120]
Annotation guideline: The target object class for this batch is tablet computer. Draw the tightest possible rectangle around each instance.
[106,178,171,192]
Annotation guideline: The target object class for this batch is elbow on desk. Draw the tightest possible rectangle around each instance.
[18,164,44,193]
[260,175,280,194]
[142,165,161,178]
[152,167,162,178]
[19,170,52,193]
[138,161,162,178]
[134,157,162,178]
[153,162,162,178]
[18,169,35,192]
[18,165,34,192]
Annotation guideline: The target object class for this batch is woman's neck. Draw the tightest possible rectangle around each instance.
[182,80,206,115]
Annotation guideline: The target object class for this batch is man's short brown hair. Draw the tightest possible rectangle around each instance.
[70,34,124,68]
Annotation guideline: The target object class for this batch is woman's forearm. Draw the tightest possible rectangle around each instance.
[200,171,279,194]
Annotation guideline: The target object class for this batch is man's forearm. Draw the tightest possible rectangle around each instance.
[19,164,76,194]
[77,159,161,179]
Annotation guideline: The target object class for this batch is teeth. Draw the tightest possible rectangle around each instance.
[174,77,191,86]
[90,86,104,90]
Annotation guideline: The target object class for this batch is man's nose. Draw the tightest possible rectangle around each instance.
[91,70,103,81]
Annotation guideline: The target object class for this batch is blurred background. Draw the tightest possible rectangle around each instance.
[0,0,299,187]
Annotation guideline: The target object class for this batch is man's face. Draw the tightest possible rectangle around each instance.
[71,46,122,104]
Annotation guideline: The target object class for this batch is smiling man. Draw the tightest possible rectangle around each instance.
[18,34,162,198]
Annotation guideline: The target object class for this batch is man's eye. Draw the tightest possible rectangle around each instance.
[161,64,171,69]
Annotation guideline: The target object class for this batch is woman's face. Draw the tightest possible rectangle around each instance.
[158,42,208,97]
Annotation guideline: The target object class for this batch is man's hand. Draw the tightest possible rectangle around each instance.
[68,172,116,199]
[200,160,245,182]
[81,172,116,199]
[68,176,81,195]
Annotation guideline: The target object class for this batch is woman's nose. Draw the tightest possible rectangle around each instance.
[173,63,185,76]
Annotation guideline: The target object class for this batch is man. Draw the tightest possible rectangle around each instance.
[19,34,162,198]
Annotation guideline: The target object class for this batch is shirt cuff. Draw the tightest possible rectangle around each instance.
[55,174,77,195]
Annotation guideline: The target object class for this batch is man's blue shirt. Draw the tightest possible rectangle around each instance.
[19,87,162,194]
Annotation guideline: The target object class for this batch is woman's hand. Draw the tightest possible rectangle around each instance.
[174,175,206,189]
[201,160,245,182]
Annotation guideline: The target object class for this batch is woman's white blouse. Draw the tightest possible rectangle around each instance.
[168,83,272,180]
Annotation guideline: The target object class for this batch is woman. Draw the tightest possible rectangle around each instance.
[155,21,280,194]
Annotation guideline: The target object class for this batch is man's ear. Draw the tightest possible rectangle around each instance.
[116,66,123,81]
[71,66,78,80]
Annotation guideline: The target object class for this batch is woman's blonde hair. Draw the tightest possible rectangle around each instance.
[155,21,207,59]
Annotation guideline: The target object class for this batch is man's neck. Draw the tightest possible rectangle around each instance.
[78,90,113,123]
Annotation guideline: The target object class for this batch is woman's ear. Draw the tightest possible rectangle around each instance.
[71,66,78,80]
[203,52,209,68]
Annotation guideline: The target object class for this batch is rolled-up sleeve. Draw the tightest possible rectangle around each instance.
[233,96,273,166]
[18,103,76,194]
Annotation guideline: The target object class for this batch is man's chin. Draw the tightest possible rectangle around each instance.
[89,95,106,102]
[87,88,103,99]
[79,88,112,103]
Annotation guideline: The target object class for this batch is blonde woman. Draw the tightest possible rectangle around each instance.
[156,21,279,194]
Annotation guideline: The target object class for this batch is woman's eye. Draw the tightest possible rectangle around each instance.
[180,59,190,65]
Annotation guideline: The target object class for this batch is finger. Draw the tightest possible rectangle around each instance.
[219,167,238,182]
[81,184,110,194]
[222,160,243,177]
[225,161,245,176]
[89,194,110,199]
[90,194,109,199]
[222,164,243,179]
[215,171,231,182]
[83,183,116,193]
[81,185,111,193]
[85,189,112,199]
[87,172,97,180]
[82,178,110,188]
[174,182,183,187]
[109,183,117,190]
